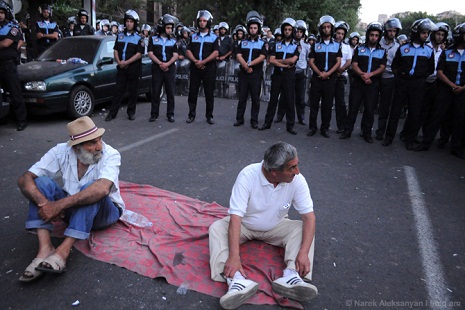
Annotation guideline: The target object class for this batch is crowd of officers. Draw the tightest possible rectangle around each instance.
[1,2,465,159]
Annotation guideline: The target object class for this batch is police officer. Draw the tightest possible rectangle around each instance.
[110,21,119,36]
[73,9,95,36]
[216,21,233,98]
[258,18,299,135]
[0,1,27,130]
[307,15,342,138]
[35,4,59,55]
[333,21,352,133]
[414,22,465,158]
[375,18,402,141]
[96,19,112,36]
[185,10,219,124]
[234,11,267,129]
[105,10,144,121]
[415,22,450,136]
[383,19,436,148]
[340,22,386,143]
[148,14,179,123]
[275,20,311,125]
[63,16,76,37]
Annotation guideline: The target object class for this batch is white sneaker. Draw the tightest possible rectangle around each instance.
[219,278,259,309]
[272,273,318,301]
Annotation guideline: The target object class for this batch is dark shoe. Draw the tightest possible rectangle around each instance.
[258,123,271,131]
[105,114,115,121]
[405,142,414,151]
[17,122,27,131]
[339,132,351,139]
[287,128,297,135]
[274,117,283,123]
[251,122,258,129]
[321,130,330,138]
[186,116,195,123]
[168,116,175,123]
[451,149,465,159]
[298,120,306,125]
[413,143,430,152]
[382,138,393,146]
[149,116,157,122]
[307,129,317,136]
[128,115,135,121]
[207,117,214,124]
[375,133,384,141]
[234,120,244,127]
[363,136,373,144]
[336,129,344,134]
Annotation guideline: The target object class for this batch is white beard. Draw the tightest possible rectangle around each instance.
[75,145,102,165]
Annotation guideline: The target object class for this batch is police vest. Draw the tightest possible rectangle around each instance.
[115,32,143,61]
[440,48,465,86]
[188,32,218,61]
[312,40,341,72]
[150,36,177,62]
[0,22,20,61]
[355,45,386,73]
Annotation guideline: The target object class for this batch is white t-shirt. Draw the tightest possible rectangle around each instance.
[340,42,353,75]
[228,162,314,231]
[29,141,125,211]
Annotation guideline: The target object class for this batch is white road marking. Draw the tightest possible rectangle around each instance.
[118,128,179,153]
[404,166,450,307]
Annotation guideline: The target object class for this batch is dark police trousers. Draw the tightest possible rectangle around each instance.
[188,62,216,119]
[334,74,348,131]
[0,61,27,123]
[385,76,426,143]
[236,70,262,125]
[109,64,141,118]
[263,69,295,129]
[308,75,337,131]
[151,64,176,118]
[344,78,380,136]
[376,77,395,137]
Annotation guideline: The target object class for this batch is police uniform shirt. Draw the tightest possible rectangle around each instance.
[437,47,465,87]
[309,38,342,77]
[352,44,387,82]
[35,19,58,46]
[237,38,268,72]
[391,42,435,79]
[187,31,220,61]
[270,40,300,72]
[218,35,233,57]
[0,21,21,61]
[113,31,144,62]
[379,37,400,78]
[148,35,178,67]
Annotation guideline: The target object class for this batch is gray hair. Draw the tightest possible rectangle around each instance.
[263,142,297,171]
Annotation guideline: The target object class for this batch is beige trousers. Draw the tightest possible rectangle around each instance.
[209,216,315,282]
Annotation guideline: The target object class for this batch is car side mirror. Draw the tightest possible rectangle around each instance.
[98,57,114,67]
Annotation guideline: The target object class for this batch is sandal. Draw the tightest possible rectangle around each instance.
[35,254,67,274]
[19,258,44,282]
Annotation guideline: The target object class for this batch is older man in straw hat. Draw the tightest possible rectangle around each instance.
[17,116,125,282]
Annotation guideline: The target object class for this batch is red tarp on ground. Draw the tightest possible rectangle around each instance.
[71,181,303,309]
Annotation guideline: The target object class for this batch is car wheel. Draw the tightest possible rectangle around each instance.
[67,85,94,119]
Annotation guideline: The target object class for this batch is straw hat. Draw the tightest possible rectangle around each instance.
[67,116,105,146]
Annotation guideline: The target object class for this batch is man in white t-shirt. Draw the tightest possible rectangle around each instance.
[17,116,124,282]
[209,142,317,309]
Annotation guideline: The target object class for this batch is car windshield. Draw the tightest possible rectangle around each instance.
[38,37,101,63]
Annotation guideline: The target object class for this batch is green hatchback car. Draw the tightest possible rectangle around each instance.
[18,36,153,119]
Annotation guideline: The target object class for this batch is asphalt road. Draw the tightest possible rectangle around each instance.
[1,95,464,309]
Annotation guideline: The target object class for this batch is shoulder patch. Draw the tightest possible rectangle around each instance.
[10,27,19,36]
